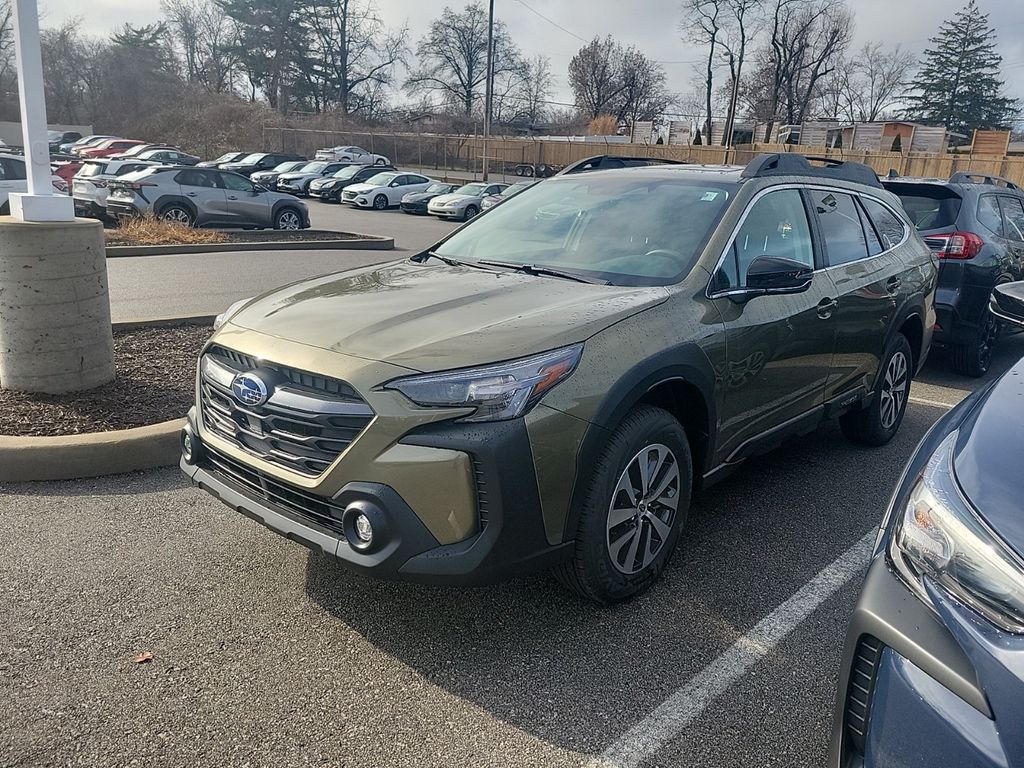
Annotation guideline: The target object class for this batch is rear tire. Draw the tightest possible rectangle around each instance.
[554,406,692,604]
[373,194,389,210]
[951,308,999,378]
[375,158,386,166]
[160,204,195,227]
[840,334,912,446]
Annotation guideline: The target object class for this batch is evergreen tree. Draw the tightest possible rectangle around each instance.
[902,0,1017,135]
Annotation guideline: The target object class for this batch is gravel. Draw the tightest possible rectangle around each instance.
[0,324,211,437]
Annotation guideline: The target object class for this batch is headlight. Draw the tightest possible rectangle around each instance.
[889,431,1024,633]
[384,345,583,423]
[213,297,253,331]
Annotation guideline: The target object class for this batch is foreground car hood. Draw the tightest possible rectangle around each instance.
[953,357,1024,557]
[228,260,667,371]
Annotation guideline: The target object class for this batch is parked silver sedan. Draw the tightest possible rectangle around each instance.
[427,182,508,221]
[480,179,539,210]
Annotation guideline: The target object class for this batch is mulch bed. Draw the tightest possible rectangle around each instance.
[0,325,212,437]
[106,229,367,247]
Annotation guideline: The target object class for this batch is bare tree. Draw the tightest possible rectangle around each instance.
[517,55,553,124]
[718,0,763,143]
[405,2,523,117]
[163,0,242,93]
[618,47,672,123]
[568,36,624,120]
[0,0,16,119]
[300,0,406,116]
[682,0,727,143]
[835,43,914,122]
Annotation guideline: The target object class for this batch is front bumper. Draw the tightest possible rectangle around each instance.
[308,186,339,200]
[428,205,462,218]
[180,410,572,585]
[401,201,428,214]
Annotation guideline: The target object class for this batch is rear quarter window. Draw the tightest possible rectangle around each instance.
[861,198,908,250]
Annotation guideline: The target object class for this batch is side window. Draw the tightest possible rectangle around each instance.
[409,175,427,185]
[978,196,1003,237]
[0,160,8,180]
[861,198,907,250]
[1,158,26,180]
[716,189,814,290]
[811,190,869,266]
[222,173,255,193]
[856,199,883,257]
[176,169,222,188]
[999,197,1024,243]
[393,175,409,186]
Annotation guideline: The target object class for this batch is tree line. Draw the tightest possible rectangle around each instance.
[0,0,1016,145]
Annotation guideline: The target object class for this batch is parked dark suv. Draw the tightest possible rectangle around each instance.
[181,154,936,603]
[884,173,1024,376]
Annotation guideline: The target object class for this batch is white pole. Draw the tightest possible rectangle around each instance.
[9,0,72,221]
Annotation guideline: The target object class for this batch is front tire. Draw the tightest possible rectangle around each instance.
[840,333,912,446]
[375,158,386,166]
[463,204,479,221]
[554,406,692,604]
[951,308,999,377]
[274,208,302,230]
[373,194,389,210]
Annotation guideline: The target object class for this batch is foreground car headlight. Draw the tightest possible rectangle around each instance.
[213,297,253,331]
[384,345,583,423]
[889,431,1024,633]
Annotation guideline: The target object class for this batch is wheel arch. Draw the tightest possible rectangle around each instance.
[560,346,718,544]
[888,297,928,377]
[154,194,197,219]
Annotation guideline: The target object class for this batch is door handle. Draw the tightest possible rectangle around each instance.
[817,297,838,319]
[886,276,901,295]
[186,191,198,197]
[227,195,238,200]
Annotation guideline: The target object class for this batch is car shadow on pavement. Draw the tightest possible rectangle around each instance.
[302,406,943,757]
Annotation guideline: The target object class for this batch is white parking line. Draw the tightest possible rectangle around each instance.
[909,395,956,410]
[592,531,875,768]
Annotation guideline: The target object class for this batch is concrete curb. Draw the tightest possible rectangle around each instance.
[1,315,214,483]
[0,419,184,483]
[105,232,394,257]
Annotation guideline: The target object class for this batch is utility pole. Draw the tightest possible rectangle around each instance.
[482,0,495,181]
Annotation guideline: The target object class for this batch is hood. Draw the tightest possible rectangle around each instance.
[310,176,340,188]
[227,260,667,371]
[953,357,1024,557]
[345,182,379,194]
[278,172,314,182]
[222,162,257,171]
[431,193,476,205]
[403,191,440,203]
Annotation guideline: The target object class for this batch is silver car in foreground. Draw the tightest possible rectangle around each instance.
[427,182,508,220]
[106,166,310,230]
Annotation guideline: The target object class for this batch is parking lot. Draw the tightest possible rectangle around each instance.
[3,194,1022,768]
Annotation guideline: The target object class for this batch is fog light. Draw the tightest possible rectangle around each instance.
[354,513,373,543]
[180,427,197,464]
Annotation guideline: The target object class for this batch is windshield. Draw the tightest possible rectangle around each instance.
[425,183,452,193]
[434,176,736,286]
[455,183,487,196]
[299,161,327,173]
[213,152,240,163]
[365,172,397,186]
[239,153,267,164]
[270,161,300,172]
[331,165,365,180]
[885,183,963,231]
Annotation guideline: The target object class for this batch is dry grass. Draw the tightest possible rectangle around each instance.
[105,214,230,247]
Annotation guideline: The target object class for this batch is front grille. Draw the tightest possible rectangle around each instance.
[202,446,346,535]
[199,345,374,477]
[844,635,884,756]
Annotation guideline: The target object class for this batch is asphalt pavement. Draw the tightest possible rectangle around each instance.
[106,201,458,322]
[3,323,1022,766]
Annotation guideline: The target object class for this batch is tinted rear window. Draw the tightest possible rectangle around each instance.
[78,163,106,178]
[885,183,962,231]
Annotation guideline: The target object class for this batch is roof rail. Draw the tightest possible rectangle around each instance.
[740,153,882,189]
[948,172,1020,191]
[557,155,685,176]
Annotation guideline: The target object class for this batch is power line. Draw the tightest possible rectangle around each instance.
[511,0,588,43]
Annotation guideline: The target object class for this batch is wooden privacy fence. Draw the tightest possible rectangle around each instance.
[269,128,1024,186]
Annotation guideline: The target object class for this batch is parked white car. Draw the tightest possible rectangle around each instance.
[314,145,390,165]
[340,171,435,210]
[0,152,67,213]
[73,158,156,219]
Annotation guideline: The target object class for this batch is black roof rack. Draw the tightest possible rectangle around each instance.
[557,155,685,176]
[948,172,1020,191]
[740,153,882,189]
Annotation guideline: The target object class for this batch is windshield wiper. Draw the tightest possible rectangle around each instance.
[413,251,503,273]
[477,260,607,285]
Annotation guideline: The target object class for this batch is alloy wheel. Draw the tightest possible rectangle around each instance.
[276,210,301,230]
[162,207,193,226]
[879,351,908,430]
[606,443,680,575]
[977,313,999,372]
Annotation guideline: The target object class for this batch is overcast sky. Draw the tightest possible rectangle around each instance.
[39,0,1024,113]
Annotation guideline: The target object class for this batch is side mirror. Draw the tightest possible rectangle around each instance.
[992,282,1024,328]
[744,256,813,294]
[252,185,266,195]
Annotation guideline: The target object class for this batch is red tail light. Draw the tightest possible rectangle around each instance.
[931,232,984,260]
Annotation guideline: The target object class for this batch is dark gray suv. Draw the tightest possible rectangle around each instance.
[884,173,1024,376]
[107,166,310,230]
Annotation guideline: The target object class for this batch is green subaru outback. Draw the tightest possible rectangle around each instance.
[181,153,937,603]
